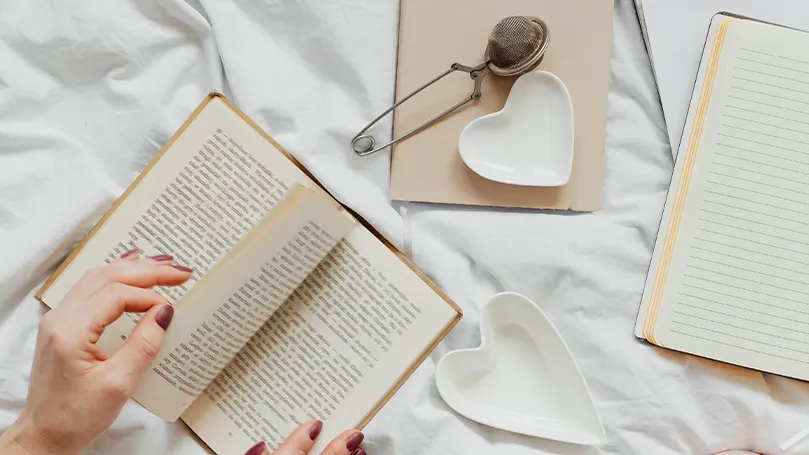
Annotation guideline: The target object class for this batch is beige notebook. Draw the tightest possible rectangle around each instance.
[635,15,809,381]
[37,93,461,455]
[390,0,614,210]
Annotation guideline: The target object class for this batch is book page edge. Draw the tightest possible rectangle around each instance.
[355,310,462,430]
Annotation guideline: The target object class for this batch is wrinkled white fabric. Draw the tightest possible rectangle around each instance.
[2,1,809,454]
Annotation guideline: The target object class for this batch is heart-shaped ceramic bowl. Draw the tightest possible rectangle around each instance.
[435,292,604,445]
[459,71,574,187]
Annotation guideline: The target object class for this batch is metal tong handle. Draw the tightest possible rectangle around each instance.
[351,62,488,156]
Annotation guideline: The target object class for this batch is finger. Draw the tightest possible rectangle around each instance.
[319,430,363,455]
[94,258,193,290]
[245,442,270,455]
[61,254,189,307]
[87,283,168,341]
[118,249,140,262]
[104,303,174,381]
[272,420,323,455]
[147,254,174,264]
[59,250,150,303]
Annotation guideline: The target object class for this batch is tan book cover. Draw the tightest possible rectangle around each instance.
[37,93,462,455]
[390,0,614,211]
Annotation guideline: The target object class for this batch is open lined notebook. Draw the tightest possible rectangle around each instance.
[635,14,809,380]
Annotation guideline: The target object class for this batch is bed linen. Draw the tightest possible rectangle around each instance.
[2,1,809,454]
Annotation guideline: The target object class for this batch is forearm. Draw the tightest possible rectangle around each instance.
[0,419,73,455]
[0,435,29,455]
[0,438,35,455]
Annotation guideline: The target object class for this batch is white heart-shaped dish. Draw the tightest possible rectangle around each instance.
[435,292,604,445]
[459,71,574,187]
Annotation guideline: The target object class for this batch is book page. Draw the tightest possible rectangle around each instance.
[181,226,459,455]
[38,96,335,369]
[39,96,330,309]
[128,185,355,421]
[638,18,809,380]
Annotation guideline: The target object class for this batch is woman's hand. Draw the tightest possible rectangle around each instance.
[245,421,366,455]
[0,250,192,455]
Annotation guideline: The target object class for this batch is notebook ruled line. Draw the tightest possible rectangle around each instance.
[703,190,809,216]
[740,48,809,66]
[730,86,809,106]
[690,256,809,286]
[722,123,809,146]
[686,256,809,288]
[694,237,809,267]
[695,227,809,256]
[701,208,806,234]
[687,263,809,294]
[714,152,809,176]
[703,199,805,225]
[737,57,809,76]
[717,133,809,157]
[709,173,809,198]
[728,94,809,118]
[691,246,809,274]
[682,283,809,317]
[672,321,809,356]
[712,161,809,186]
[674,311,809,345]
[671,329,809,364]
[706,180,809,204]
[687,256,809,286]
[678,302,806,330]
[735,67,809,86]
[679,294,809,322]
[723,113,809,136]
[683,274,809,306]
[697,217,809,247]
[726,105,809,127]
[731,75,809,95]
[716,143,809,166]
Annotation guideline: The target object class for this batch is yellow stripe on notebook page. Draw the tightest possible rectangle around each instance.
[643,23,723,341]
[649,19,732,345]
[645,19,735,346]
[647,19,732,344]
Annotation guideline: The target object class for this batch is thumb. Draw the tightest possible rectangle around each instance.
[244,442,270,455]
[269,420,322,455]
[107,304,174,381]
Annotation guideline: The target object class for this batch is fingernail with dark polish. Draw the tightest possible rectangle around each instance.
[155,305,174,331]
[244,442,266,455]
[346,432,364,452]
[172,265,193,273]
[121,249,139,259]
[150,254,174,262]
[309,420,323,440]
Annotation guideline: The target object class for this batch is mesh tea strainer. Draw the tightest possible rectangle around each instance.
[351,16,550,156]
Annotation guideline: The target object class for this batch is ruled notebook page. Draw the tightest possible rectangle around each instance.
[637,17,809,380]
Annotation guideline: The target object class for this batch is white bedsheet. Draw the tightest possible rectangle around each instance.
[1,1,808,454]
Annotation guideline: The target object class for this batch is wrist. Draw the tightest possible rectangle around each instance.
[1,417,79,455]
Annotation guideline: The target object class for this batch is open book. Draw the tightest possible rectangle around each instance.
[635,14,809,381]
[36,93,462,455]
